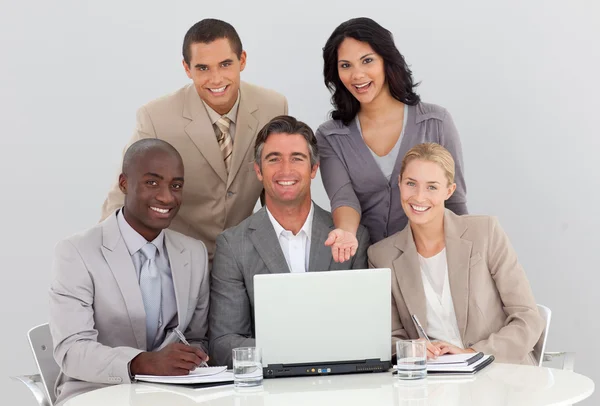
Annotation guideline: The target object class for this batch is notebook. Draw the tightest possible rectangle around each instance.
[427,352,484,367]
[393,353,494,375]
[135,366,234,384]
[427,354,494,374]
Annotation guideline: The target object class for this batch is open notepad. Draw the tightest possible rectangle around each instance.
[135,366,234,384]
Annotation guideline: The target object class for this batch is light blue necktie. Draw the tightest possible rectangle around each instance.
[139,243,161,349]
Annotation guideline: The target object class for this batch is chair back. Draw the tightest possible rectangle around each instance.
[28,323,60,405]
[533,304,552,366]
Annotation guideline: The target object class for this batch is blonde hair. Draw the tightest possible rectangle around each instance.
[400,143,455,186]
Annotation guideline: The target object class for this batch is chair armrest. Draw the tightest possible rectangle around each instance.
[543,351,576,371]
[10,374,51,406]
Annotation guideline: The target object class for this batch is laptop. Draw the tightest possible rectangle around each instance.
[254,268,392,378]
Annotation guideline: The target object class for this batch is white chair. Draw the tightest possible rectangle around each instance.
[534,304,575,371]
[11,323,60,406]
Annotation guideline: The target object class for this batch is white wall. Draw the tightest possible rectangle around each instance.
[1,0,598,404]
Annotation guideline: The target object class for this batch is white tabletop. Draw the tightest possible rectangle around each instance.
[64,363,595,406]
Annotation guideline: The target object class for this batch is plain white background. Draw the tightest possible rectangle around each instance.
[1,0,598,404]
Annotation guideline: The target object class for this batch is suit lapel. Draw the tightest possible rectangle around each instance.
[227,83,259,189]
[182,85,228,183]
[165,230,191,329]
[392,227,428,333]
[249,208,290,274]
[308,204,335,272]
[444,210,472,342]
[101,214,147,349]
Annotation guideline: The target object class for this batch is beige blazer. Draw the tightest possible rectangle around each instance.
[100,81,288,261]
[49,212,209,405]
[367,210,544,365]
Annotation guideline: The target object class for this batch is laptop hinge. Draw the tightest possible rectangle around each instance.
[264,358,391,378]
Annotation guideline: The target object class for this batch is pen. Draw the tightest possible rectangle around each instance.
[411,314,433,346]
[174,328,208,368]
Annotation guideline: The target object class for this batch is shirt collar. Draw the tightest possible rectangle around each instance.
[266,203,314,240]
[117,208,166,257]
[202,91,241,125]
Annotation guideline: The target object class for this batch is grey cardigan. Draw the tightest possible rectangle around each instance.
[316,102,467,244]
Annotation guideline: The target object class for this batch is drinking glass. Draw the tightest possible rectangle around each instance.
[232,347,263,387]
[396,340,427,380]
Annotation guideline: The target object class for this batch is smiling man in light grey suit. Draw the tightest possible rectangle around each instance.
[209,116,371,367]
[50,139,209,405]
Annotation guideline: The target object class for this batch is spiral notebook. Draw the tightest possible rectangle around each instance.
[427,353,494,374]
[394,353,494,375]
[135,366,234,384]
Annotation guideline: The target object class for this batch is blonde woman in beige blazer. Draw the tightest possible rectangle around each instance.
[368,143,544,365]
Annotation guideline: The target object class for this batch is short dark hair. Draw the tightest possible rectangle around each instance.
[182,19,243,65]
[122,138,182,175]
[323,17,421,125]
[254,116,319,169]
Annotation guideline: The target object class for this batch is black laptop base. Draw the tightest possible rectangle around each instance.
[264,358,391,378]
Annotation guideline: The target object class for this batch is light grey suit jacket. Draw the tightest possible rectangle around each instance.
[209,203,371,367]
[368,210,544,365]
[49,212,209,405]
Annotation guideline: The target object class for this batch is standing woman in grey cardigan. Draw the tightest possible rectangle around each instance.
[317,17,468,262]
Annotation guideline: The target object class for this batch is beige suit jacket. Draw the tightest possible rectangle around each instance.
[100,81,288,261]
[49,212,209,405]
[367,210,544,365]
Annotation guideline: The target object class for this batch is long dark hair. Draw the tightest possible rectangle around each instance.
[323,17,420,125]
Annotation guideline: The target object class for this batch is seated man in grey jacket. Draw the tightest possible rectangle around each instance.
[49,139,210,405]
[209,115,371,367]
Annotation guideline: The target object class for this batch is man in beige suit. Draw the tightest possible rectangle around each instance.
[101,19,288,261]
[50,139,210,405]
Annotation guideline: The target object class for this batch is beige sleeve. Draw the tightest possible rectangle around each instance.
[470,217,544,363]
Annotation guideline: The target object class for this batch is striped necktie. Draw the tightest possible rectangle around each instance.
[216,116,233,174]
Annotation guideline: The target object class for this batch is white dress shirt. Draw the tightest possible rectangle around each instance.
[117,209,177,349]
[419,248,464,349]
[266,203,314,273]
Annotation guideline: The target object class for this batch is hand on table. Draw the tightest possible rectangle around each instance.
[130,343,209,376]
[433,341,476,356]
[417,338,441,360]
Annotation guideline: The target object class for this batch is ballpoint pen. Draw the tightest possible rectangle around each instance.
[411,314,436,353]
[174,328,208,367]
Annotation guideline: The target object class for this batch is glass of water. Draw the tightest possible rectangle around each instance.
[232,347,263,387]
[396,340,427,380]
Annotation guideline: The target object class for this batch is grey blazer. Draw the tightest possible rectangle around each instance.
[209,203,370,367]
[316,102,468,244]
[49,213,209,405]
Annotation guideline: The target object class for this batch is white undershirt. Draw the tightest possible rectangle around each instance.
[419,248,464,349]
[266,204,314,273]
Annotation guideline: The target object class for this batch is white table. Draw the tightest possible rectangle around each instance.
[64,363,595,406]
